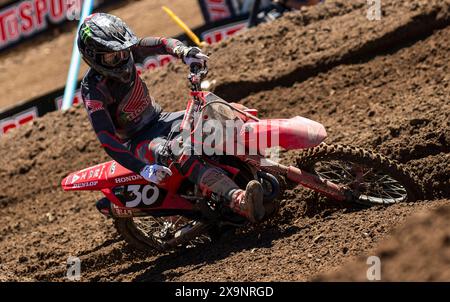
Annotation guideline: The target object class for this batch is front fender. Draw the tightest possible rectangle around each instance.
[240,116,327,151]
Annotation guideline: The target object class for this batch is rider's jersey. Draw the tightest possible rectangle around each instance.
[80,37,187,174]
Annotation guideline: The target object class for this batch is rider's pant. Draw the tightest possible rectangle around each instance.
[127,111,239,202]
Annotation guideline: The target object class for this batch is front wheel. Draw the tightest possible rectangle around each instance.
[296,143,424,206]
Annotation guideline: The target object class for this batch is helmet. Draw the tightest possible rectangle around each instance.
[77,13,139,83]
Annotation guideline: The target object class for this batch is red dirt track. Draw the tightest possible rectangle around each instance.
[0,0,449,281]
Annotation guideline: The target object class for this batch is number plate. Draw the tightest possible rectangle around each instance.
[113,184,167,208]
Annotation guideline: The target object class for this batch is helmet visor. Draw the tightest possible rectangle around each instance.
[100,50,131,67]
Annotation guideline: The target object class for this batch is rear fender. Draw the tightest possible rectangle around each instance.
[61,161,146,191]
[62,161,194,211]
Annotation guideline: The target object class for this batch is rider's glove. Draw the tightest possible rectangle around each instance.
[139,164,172,184]
[181,47,209,66]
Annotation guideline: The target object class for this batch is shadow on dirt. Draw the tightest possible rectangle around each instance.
[111,225,302,281]
[73,194,356,281]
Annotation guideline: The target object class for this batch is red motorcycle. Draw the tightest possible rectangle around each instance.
[62,64,422,252]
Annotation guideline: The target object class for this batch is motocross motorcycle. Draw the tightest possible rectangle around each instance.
[62,64,422,252]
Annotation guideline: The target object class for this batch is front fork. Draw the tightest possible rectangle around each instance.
[243,156,348,202]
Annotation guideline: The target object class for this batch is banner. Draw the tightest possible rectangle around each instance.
[198,0,235,23]
[197,0,272,23]
[0,0,112,51]
[0,1,272,52]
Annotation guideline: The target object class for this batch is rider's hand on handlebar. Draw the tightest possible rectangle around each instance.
[140,164,172,184]
[182,47,209,66]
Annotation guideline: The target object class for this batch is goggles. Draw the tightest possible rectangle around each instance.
[100,50,131,67]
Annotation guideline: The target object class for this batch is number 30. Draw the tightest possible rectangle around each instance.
[125,185,160,208]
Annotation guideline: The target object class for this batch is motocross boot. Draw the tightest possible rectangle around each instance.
[178,158,266,223]
[227,180,265,223]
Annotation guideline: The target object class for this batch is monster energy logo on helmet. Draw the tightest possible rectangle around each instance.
[80,25,92,43]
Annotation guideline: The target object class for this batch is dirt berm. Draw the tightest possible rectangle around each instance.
[315,202,450,281]
[0,0,448,281]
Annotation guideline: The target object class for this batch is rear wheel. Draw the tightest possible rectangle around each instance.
[114,215,211,253]
[113,156,280,252]
[296,143,423,206]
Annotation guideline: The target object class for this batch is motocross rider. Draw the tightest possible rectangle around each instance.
[78,13,265,223]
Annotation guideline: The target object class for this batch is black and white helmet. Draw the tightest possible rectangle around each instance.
[77,13,139,83]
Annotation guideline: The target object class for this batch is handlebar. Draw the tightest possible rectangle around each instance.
[188,62,208,90]
[189,62,203,74]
